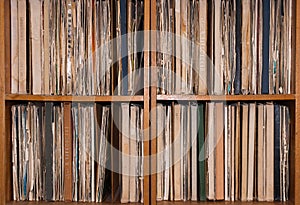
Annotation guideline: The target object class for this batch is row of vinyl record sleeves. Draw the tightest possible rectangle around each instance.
[155,102,290,202]
[154,0,293,95]
[11,102,145,203]
[10,0,294,96]
[10,0,144,96]
[10,101,291,202]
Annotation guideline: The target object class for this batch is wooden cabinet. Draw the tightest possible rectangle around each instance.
[0,0,299,204]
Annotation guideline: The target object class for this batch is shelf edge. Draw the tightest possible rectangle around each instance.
[157,94,296,101]
[5,94,144,102]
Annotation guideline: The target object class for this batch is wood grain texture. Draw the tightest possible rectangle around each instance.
[156,202,293,205]
[5,94,144,102]
[157,94,295,101]
[0,0,7,204]
[2,202,294,205]
[2,202,293,205]
[294,0,300,203]
[150,0,157,204]
[4,202,144,205]
[143,0,150,205]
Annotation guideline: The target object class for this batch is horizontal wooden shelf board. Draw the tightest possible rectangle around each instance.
[5,202,141,205]
[157,201,292,205]
[157,94,296,101]
[5,94,144,102]
[4,201,293,205]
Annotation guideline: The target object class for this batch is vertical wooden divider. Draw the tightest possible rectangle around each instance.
[5,0,11,200]
[294,0,300,203]
[0,0,8,204]
[150,0,157,205]
[0,7,4,203]
[144,0,151,205]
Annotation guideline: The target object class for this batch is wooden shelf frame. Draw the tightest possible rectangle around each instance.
[150,1,300,205]
[0,0,9,203]
[0,0,300,205]
[2,202,295,205]
[0,0,151,205]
